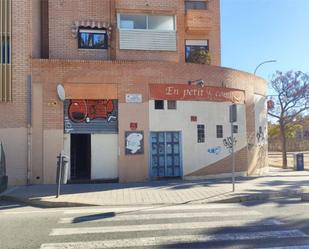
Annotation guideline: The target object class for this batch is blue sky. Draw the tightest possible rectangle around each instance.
[221,0,309,90]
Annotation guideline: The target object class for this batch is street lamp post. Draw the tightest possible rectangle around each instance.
[254,60,277,75]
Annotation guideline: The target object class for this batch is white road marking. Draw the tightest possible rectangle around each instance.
[50,219,282,236]
[256,246,309,249]
[0,204,21,209]
[41,230,308,249]
[62,203,252,215]
[58,210,262,224]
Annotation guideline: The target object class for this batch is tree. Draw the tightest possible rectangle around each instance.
[268,122,303,140]
[268,71,309,168]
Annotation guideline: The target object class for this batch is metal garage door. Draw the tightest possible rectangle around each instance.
[150,132,182,178]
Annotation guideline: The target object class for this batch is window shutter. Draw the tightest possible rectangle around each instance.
[0,0,12,102]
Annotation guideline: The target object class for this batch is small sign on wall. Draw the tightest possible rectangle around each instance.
[126,94,142,103]
[130,122,138,130]
[125,131,144,155]
[191,116,197,122]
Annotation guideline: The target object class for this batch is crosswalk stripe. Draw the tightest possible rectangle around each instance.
[255,246,309,249]
[50,219,282,236]
[59,210,262,224]
[41,230,308,249]
[63,203,252,215]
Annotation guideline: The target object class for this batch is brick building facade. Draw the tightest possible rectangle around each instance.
[0,0,267,185]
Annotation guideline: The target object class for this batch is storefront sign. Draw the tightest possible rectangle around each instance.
[149,84,245,104]
[126,94,142,103]
[125,131,144,155]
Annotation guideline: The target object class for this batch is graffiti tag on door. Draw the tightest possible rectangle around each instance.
[68,99,116,123]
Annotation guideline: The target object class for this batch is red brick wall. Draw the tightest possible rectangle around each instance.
[0,0,41,185]
[48,0,221,65]
[31,59,266,130]
[48,0,112,60]
[0,1,29,127]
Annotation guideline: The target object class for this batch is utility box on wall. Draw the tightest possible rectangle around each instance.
[229,104,237,123]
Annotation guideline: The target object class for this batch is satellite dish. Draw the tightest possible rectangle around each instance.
[57,84,66,101]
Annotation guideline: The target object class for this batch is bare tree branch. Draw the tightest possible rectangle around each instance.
[268,70,309,169]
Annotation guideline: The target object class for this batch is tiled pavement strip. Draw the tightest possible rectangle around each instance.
[1,167,309,207]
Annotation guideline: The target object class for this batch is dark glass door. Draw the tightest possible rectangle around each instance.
[150,132,182,178]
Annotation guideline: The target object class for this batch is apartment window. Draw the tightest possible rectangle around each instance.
[155,100,164,110]
[197,124,205,143]
[0,0,12,102]
[167,100,177,110]
[216,125,223,138]
[233,125,238,134]
[185,1,208,11]
[1,37,10,64]
[185,40,210,64]
[78,28,108,49]
[119,14,175,31]
[118,14,177,51]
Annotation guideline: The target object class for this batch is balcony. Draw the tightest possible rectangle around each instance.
[185,10,212,35]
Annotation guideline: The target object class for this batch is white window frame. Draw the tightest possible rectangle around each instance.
[185,40,208,46]
[117,14,177,32]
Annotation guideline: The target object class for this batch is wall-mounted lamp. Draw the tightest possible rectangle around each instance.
[188,79,205,87]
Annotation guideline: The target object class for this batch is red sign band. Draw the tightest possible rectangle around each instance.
[149,84,245,104]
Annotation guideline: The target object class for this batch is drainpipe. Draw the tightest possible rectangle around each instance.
[27,75,32,184]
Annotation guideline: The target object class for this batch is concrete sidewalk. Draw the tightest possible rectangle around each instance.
[1,167,309,207]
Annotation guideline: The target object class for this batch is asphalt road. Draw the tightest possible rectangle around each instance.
[1,199,309,249]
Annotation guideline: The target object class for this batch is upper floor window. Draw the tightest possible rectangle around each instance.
[154,100,164,110]
[197,124,205,143]
[78,28,108,49]
[185,0,208,11]
[1,37,10,64]
[185,40,210,64]
[216,125,223,138]
[233,125,239,134]
[119,14,175,31]
[167,100,177,110]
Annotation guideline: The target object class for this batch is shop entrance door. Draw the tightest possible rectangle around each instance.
[150,132,182,178]
[70,134,91,180]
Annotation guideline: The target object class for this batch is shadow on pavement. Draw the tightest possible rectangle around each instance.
[72,212,116,223]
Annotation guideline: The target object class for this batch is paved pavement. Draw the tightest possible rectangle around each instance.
[1,167,309,207]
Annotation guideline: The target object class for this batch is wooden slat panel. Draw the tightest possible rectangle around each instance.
[186,9,212,34]
[64,83,118,100]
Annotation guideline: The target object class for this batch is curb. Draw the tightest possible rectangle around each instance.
[211,190,302,203]
[0,195,98,208]
[0,195,197,208]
